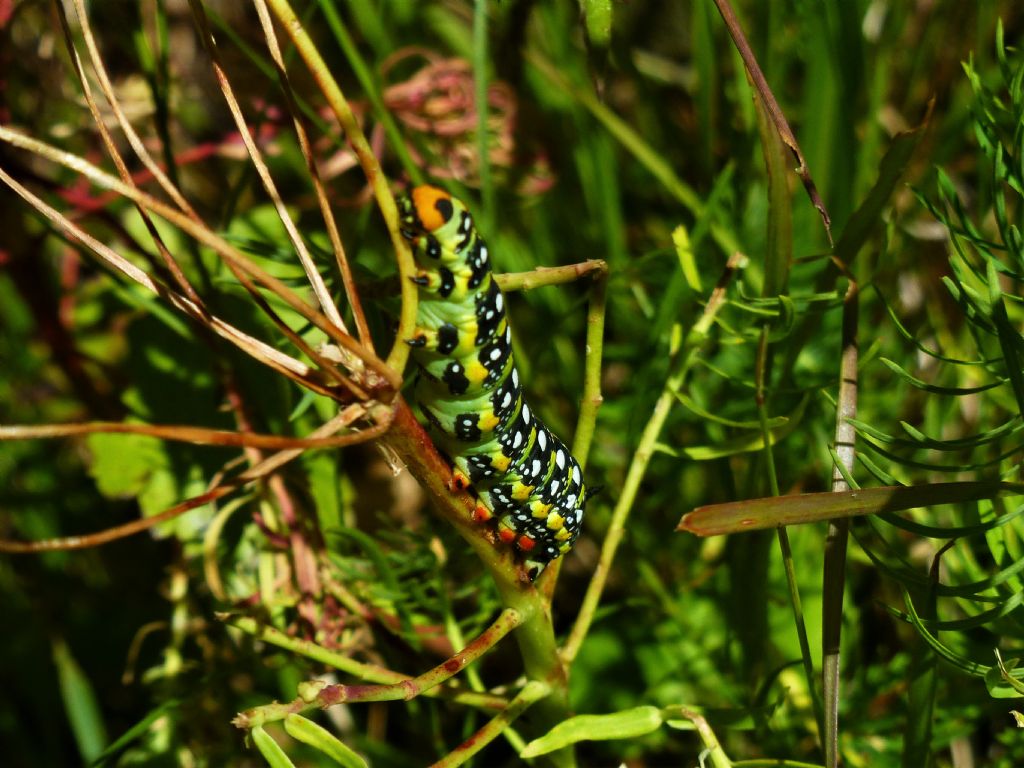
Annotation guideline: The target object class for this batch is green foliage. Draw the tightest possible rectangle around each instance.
[3,2,1024,767]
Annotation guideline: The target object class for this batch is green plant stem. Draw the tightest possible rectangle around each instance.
[573,268,607,470]
[750,60,825,746]
[563,252,746,663]
[227,610,518,727]
[677,708,732,768]
[316,0,421,184]
[473,0,494,226]
[263,0,419,376]
[496,259,607,293]
[382,400,575,766]
[431,681,551,768]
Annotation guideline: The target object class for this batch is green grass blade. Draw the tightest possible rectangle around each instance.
[53,638,108,764]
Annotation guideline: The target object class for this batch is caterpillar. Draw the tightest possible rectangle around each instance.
[398,185,587,579]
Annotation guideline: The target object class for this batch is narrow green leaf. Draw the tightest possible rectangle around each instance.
[53,639,108,764]
[835,101,932,263]
[903,574,937,768]
[284,714,367,767]
[90,700,181,766]
[581,0,612,49]
[673,225,702,292]
[251,725,296,768]
[873,285,998,365]
[902,590,990,677]
[519,706,663,757]
[879,501,1024,539]
[987,258,1024,418]
[673,390,787,429]
[660,396,807,460]
[990,652,1024,699]
[879,358,1006,395]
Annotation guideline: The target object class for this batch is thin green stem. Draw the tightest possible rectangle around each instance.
[431,681,551,768]
[316,0,422,184]
[677,708,733,768]
[382,401,574,765]
[497,260,607,293]
[572,269,607,471]
[474,0,494,227]
[226,610,516,727]
[563,252,746,663]
[263,0,419,376]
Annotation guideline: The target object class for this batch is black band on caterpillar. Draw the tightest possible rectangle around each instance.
[398,185,587,579]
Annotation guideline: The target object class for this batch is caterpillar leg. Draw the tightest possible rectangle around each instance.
[497,515,538,552]
[449,467,472,492]
[405,321,470,357]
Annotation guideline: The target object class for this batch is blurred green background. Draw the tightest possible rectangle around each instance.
[2,1,1024,765]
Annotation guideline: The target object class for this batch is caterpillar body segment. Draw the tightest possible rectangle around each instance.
[398,185,587,578]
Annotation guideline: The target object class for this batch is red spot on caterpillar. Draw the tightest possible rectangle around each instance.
[517,535,536,552]
[473,505,492,522]
[498,527,517,544]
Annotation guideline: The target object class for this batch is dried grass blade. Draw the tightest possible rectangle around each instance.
[0,412,395,450]
[187,0,345,333]
[67,0,199,220]
[262,0,419,376]
[55,4,206,311]
[0,127,399,392]
[0,162,333,392]
[252,0,372,343]
[0,406,386,553]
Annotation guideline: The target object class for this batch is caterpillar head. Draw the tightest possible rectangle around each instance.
[399,184,456,238]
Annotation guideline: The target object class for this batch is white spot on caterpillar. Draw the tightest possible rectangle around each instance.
[550,479,560,494]
[567,494,577,507]
[538,430,548,450]
[480,245,488,262]
[532,459,541,476]
[572,466,581,484]
[505,327,512,343]
[513,431,523,449]
[555,450,566,469]
[489,347,502,361]
[485,310,495,320]
[495,293,503,311]
[522,404,531,422]
[512,369,519,388]
[502,392,512,408]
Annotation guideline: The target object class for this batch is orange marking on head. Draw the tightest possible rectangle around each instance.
[411,185,454,232]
